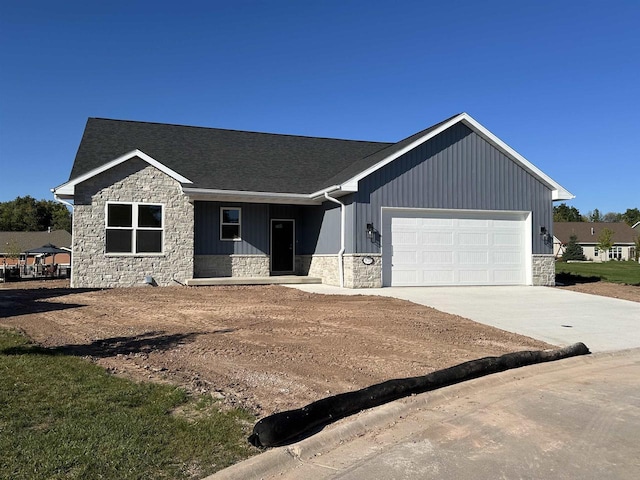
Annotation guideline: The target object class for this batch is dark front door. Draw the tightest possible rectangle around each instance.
[271,219,295,273]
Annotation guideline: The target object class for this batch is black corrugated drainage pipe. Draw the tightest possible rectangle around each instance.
[248,342,590,448]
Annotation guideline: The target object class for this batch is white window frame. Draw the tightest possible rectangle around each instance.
[220,207,242,241]
[105,201,164,255]
[608,246,622,260]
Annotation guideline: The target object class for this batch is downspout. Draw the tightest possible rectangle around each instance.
[324,191,345,288]
[52,191,74,288]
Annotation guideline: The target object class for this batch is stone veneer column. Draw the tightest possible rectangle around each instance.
[72,158,194,288]
[343,254,382,288]
[532,254,555,286]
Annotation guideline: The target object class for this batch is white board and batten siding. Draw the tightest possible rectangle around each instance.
[381,208,532,287]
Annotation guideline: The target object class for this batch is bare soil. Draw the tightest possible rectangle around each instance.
[0,279,561,416]
[555,282,640,303]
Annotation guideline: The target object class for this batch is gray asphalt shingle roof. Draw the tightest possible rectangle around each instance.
[0,230,72,253]
[554,222,638,244]
[70,119,399,194]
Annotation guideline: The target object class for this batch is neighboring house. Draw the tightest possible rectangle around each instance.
[633,221,640,232]
[52,113,573,289]
[553,222,638,262]
[0,230,72,267]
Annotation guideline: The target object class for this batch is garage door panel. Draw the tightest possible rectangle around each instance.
[385,210,528,286]
[459,251,489,265]
[493,251,521,265]
[422,251,454,264]
[394,269,418,284]
[459,232,489,245]
[394,250,417,264]
[394,231,418,245]
[459,270,489,283]
[493,232,521,246]
[422,270,455,284]
[459,218,489,228]
[494,269,524,283]
[421,232,453,245]
[421,218,453,227]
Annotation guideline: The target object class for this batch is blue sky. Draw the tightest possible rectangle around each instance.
[1,0,638,216]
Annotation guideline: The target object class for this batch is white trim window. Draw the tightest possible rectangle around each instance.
[105,202,164,254]
[608,246,622,260]
[220,207,241,241]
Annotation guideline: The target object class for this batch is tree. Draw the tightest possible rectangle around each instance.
[561,234,586,261]
[622,208,640,227]
[602,212,622,223]
[596,227,615,260]
[587,209,602,222]
[553,203,583,222]
[0,196,71,232]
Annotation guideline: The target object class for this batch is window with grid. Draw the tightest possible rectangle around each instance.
[220,207,241,241]
[106,202,163,254]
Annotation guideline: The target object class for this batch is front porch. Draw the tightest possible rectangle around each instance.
[186,275,322,286]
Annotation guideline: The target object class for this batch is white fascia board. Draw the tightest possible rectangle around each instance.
[182,187,323,205]
[339,112,574,201]
[51,149,193,199]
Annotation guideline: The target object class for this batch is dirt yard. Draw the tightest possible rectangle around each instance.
[555,282,640,303]
[2,279,619,417]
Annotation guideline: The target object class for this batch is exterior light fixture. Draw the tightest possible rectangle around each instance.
[366,223,374,239]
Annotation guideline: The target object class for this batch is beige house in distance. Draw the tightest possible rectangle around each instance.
[554,222,638,262]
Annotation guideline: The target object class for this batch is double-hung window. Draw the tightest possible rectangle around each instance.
[106,202,163,254]
[220,207,241,241]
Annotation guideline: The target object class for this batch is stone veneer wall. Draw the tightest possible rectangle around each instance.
[296,254,381,288]
[194,255,270,277]
[72,159,194,288]
[297,254,340,286]
[343,254,382,288]
[532,254,555,286]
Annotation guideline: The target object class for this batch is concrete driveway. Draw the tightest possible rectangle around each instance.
[288,285,640,353]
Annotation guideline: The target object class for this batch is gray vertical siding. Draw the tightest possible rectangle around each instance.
[354,123,553,254]
[194,201,269,254]
[194,201,343,256]
[298,202,342,255]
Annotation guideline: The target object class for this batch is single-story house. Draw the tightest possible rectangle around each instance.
[0,230,72,269]
[553,222,638,261]
[52,113,573,289]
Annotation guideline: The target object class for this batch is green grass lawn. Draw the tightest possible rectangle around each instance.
[556,260,640,285]
[0,328,256,480]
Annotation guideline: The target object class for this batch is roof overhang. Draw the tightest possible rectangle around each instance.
[52,149,193,201]
[181,185,353,205]
[340,112,575,201]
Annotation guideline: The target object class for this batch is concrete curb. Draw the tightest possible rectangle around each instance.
[205,350,636,480]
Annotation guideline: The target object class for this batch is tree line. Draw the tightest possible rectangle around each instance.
[0,196,72,233]
[553,204,640,225]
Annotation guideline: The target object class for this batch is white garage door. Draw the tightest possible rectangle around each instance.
[382,209,529,286]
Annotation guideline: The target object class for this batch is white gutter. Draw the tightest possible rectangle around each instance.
[52,190,75,288]
[324,191,345,288]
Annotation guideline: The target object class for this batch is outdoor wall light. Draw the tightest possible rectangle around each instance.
[366,223,374,239]
[540,226,547,236]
